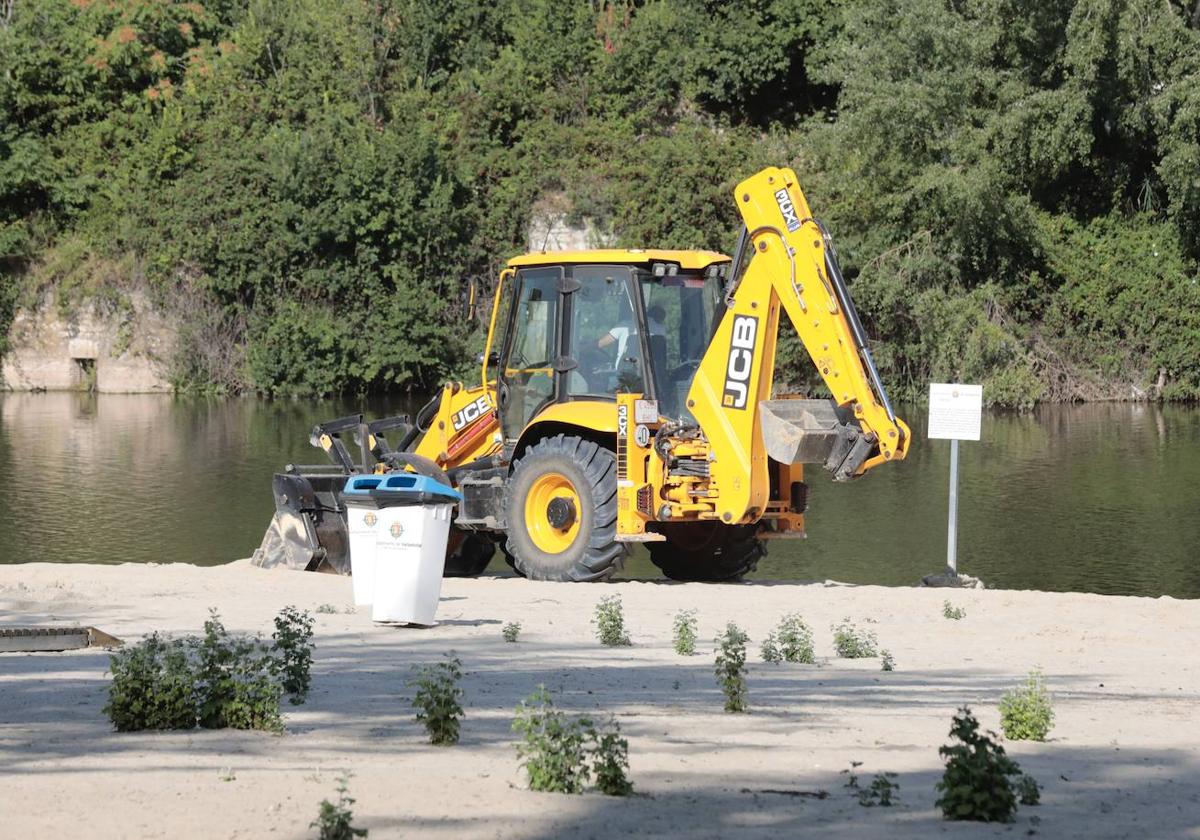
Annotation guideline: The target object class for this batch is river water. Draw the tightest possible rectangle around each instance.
[0,393,1196,598]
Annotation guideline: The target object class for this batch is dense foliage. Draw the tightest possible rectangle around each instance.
[2,0,1199,402]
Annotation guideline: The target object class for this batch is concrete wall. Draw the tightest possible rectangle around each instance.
[1,292,175,393]
[527,193,615,252]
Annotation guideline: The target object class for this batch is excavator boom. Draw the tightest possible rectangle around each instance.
[685,166,910,525]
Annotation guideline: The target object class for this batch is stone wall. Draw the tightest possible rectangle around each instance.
[1,291,175,393]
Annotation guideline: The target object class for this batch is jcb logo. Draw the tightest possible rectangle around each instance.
[451,396,492,431]
[722,315,758,410]
[774,187,801,233]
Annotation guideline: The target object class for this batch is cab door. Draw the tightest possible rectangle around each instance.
[497,267,563,444]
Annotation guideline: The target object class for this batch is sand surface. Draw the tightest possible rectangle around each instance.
[1,561,1198,839]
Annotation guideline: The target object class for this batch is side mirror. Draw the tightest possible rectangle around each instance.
[475,351,500,366]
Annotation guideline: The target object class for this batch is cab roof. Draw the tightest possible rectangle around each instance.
[507,249,730,271]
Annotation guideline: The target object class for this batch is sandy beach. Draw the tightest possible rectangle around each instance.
[1,560,1198,839]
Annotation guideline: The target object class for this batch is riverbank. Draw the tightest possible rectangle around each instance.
[1,560,1198,839]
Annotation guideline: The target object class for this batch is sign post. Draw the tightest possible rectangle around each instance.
[927,383,983,578]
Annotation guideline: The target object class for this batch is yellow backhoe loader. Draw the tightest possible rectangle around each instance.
[254,166,910,581]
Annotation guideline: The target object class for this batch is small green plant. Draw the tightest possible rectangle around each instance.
[316,603,339,614]
[590,717,634,796]
[410,656,464,745]
[999,670,1055,741]
[714,622,749,713]
[768,619,816,662]
[859,772,899,806]
[593,595,632,646]
[273,606,315,703]
[513,685,594,793]
[942,600,967,620]
[672,609,698,655]
[760,632,782,663]
[105,633,199,731]
[1016,773,1041,806]
[880,650,895,671]
[502,621,522,642]
[311,775,368,839]
[936,706,1030,822]
[842,760,863,789]
[832,618,878,659]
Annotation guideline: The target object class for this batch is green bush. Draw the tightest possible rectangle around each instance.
[714,623,749,713]
[942,601,966,620]
[273,605,315,703]
[859,772,899,807]
[104,633,199,731]
[511,686,633,797]
[936,707,1030,822]
[999,670,1054,741]
[512,685,594,794]
[762,614,815,664]
[311,775,368,840]
[104,608,315,733]
[672,609,698,656]
[410,657,464,746]
[593,595,631,647]
[502,621,522,643]
[590,718,634,797]
[832,619,878,659]
[880,650,895,672]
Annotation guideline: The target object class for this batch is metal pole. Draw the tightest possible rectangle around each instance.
[946,438,959,577]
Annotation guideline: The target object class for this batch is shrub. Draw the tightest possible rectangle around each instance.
[590,718,634,796]
[672,609,698,656]
[943,601,967,620]
[593,595,632,647]
[513,685,594,793]
[832,618,878,659]
[105,633,199,731]
[859,772,899,806]
[936,707,1024,822]
[273,606,315,703]
[714,623,749,712]
[316,604,339,615]
[195,611,283,732]
[1016,773,1041,806]
[410,656,464,746]
[104,608,319,733]
[760,632,782,663]
[311,775,368,840]
[880,650,895,671]
[502,622,522,642]
[773,614,815,663]
[999,670,1054,741]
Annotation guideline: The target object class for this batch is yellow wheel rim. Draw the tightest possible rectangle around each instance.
[525,472,582,555]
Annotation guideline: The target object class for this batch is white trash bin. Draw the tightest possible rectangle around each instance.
[369,473,462,626]
[343,475,386,606]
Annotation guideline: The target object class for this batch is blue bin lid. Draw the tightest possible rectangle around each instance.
[343,475,384,495]
[373,472,462,502]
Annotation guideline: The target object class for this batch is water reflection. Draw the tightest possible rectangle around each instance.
[0,394,1196,598]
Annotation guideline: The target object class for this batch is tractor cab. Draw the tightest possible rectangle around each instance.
[490,250,732,446]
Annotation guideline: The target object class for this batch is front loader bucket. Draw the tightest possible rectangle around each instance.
[759,399,874,482]
[252,471,351,574]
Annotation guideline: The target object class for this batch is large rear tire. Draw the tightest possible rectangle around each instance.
[443,529,495,577]
[648,523,765,582]
[504,435,626,581]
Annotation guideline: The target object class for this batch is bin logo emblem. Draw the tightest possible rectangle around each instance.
[390,522,404,539]
[363,512,377,527]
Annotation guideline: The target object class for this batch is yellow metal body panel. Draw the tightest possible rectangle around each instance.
[508,249,728,271]
[515,399,618,443]
[412,382,502,468]
[686,166,910,524]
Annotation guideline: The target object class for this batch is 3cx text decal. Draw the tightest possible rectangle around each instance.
[722,315,758,410]
[774,187,801,233]
[451,396,492,431]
